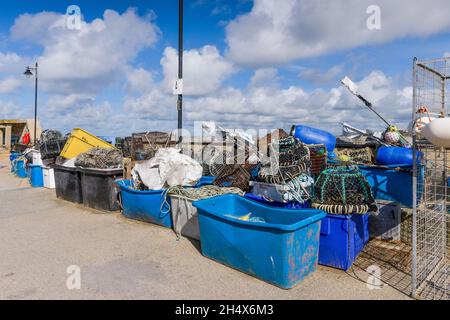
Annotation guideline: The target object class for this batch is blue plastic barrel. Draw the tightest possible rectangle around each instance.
[116,179,173,228]
[293,125,337,159]
[193,194,326,289]
[376,146,422,166]
[318,213,369,270]
[28,164,44,188]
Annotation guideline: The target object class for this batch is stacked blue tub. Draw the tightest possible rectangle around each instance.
[116,176,218,228]
[9,152,21,172]
[243,194,369,271]
[116,179,173,228]
[193,194,326,289]
[318,213,369,270]
[13,159,27,178]
[359,146,424,208]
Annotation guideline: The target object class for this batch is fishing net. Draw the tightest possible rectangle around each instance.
[335,147,374,164]
[75,147,123,169]
[257,136,311,184]
[312,166,374,214]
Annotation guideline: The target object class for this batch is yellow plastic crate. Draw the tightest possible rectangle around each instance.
[60,128,115,159]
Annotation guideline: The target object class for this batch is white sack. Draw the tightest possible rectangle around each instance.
[131,148,203,190]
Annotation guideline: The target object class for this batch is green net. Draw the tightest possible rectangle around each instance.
[312,166,374,214]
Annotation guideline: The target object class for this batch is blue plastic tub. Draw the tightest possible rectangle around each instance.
[193,194,326,289]
[116,179,173,228]
[28,164,44,188]
[13,159,27,178]
[9,152,20,172]
[319,213,369,270]
[358,164,424,208]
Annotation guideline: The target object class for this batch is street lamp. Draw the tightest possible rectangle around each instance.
[177,0,183,145]
[24,62,38,146]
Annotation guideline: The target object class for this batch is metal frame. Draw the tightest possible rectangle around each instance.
[412,57,449,300]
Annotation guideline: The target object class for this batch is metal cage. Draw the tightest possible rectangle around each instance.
[412,57,449,300]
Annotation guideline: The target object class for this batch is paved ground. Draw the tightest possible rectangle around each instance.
[0,150,410,300]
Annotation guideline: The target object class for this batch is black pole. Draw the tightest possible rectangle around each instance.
[177,0,183,144]
[34,62,38,146]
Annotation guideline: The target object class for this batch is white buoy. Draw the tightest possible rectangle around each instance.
[422,118,450,148]
[409,116,435,134]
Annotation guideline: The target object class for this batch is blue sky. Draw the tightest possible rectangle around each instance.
[1,0,450,137]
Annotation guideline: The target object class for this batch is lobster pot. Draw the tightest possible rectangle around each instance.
[335,147,374,165]
[131,132,175,161]
[257,137,311,185]
[313,166,374,214]
[213,164,255,192]
[307,144,327,176]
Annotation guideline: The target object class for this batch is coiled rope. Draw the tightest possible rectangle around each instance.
[160,185,245,214]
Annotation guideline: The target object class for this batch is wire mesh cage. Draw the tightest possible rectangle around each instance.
[257,136,311,184]
[412,57,450,300]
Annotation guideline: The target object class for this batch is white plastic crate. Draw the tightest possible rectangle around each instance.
[42,166,55,189]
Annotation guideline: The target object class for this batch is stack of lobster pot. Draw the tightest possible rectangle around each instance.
[250,136,315,205]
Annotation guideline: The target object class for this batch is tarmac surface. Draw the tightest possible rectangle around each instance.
[0,150,410,300]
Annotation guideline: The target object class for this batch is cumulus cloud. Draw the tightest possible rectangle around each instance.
[0,77,22,93]
[298,65,344,85]
[11,9,160,96]
[249,67,279,88]
[226,0,450,65]
[125,68,155,94]
[0,99,28,119]
[183,70,412,134]
[161,45,235,96]
[0,52,26,72]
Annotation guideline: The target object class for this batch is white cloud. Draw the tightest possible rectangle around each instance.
[161,45,235,96]
[0,100,28,119]
[0,52,25,72]
[249,67,279,88]
[125,68,154,94]
[226,0,450,65]
[0,77,22,93]
[46,94,95,113]
[183,70,412,133]
[298,65,344,84]
[11,9,160,96]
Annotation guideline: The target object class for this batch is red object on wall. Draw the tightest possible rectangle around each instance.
[22,133,31,145]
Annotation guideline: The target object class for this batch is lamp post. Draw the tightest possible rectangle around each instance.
[177,0,183,145]
[24,62,38,146]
